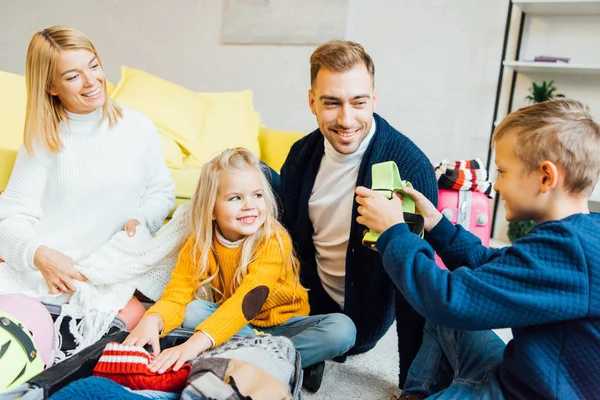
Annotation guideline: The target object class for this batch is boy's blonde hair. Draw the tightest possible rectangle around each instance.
[189,148,300,302]
[310,40,375,87]
[492,99,600,195]
[24,25,122,154]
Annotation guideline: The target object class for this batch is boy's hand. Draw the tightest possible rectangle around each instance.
[401,187,443,232]
[149,331,212,374]
[355,186,405,234]
[123,313,163,356]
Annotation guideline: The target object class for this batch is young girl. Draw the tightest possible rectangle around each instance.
[124,148,356,392]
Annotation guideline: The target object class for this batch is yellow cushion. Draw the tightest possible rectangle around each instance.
[170,167,202,199]
[184,90,261,167]
[111,66,212,160]
[158,132,184,169]
[106,80,116,97]
[258,126,305,172]
[0,71,26,152]
[0,148,18,192]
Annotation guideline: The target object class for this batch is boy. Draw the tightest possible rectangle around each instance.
[355,99,600,399]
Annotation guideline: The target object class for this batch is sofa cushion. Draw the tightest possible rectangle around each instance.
[0,71,26,152]
[183,90,261,167]
[110,66,213,161]
[158,132,185,169]
[170,167,202,199]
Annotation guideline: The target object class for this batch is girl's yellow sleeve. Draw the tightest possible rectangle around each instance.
[196,239,284,346]
[144,235,199,335]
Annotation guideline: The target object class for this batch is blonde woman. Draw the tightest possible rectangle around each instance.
[124,148,356,393]
[0,26,174,327]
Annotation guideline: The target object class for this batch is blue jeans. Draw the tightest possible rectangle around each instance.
[182,299,356,368]
[403,321,506,399]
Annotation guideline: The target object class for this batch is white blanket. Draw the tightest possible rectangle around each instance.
[0,204,190,357]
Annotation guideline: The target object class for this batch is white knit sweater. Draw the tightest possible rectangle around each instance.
[0,106,175,273]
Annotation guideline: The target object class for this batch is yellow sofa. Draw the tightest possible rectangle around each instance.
[0,68,305,205]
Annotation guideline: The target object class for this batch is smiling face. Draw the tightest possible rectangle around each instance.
[213,168,267,242]
[309,63,377,155]
[494,133,546,223]
[48,49,106,114]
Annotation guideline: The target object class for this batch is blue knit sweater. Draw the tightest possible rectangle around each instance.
[377,213,600,399]
[280,113,438,385]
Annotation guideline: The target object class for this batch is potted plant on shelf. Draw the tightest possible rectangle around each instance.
[508,80,565,243]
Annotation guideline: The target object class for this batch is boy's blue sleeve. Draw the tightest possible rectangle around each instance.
[377,222,590,330]
[425,217,504,271]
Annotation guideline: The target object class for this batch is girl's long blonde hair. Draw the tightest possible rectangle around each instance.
[190,148,300,303]
[24,25,122,154]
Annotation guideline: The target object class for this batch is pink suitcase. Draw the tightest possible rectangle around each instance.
[435,189,491,269]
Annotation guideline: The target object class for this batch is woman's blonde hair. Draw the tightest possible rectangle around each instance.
[190,148,300,302]
[24,25,122,154]
[492,99,600,194]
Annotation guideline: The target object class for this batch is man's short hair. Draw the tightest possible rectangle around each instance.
[492,99,600,194]
[310,40,375,87]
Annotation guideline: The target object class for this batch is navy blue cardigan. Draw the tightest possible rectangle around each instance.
[279,113,438,385]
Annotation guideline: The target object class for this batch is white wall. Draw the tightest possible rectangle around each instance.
[0,0,509,166]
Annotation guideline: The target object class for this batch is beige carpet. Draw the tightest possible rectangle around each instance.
[299,325,513,399]
[302,323,401,399]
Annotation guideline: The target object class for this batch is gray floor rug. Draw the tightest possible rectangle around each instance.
[300,325,513,399]
[302,323,400,399]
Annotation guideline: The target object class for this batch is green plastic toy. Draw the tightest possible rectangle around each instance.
[362,161,425,248]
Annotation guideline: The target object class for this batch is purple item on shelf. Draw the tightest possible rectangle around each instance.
[534,56,571,63]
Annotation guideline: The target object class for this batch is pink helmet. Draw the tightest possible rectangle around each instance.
[0,294,55,368]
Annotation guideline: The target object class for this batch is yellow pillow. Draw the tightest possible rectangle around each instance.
[110,66,212,160]
[0,71,26,151]
[158,131,184,169]
[106,80,116,97]
[258,126,305,172]
[170,166,202,199]
[184,90,261,167]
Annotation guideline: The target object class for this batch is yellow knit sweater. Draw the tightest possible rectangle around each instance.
[146,228,310,346]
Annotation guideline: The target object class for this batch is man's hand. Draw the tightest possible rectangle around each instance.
[149,331,212,374]
[355,186,405,235]
[124,219,141,237]
[123,313,164,356]
[401,187,443,232]
[34,246,87,294]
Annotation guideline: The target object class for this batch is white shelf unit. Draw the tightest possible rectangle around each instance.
[489,0,600,241]
[503,60,600,76]
[513,0,600,15]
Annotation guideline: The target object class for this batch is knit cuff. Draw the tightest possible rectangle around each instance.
[199,330,216,348]
[425,216,456,253]
[13,237,45,271]
[126,215,148,232]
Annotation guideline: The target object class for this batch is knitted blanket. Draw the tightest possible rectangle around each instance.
[0,204,190,358]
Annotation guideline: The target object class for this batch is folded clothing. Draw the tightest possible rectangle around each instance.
[182,357,291,400]
[435,158,494,198]
[92,342,191,393]
[197,335,296,386]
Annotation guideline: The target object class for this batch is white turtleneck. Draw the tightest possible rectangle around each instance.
[0,105,175,272]
[308,119,376,308]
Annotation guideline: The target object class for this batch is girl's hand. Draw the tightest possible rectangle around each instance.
[34,246,87,294]
[355,186,405,234]
[401,187,443,232]
[149,331,213,374]
[124,219,141,237]
[123,313,163,356]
